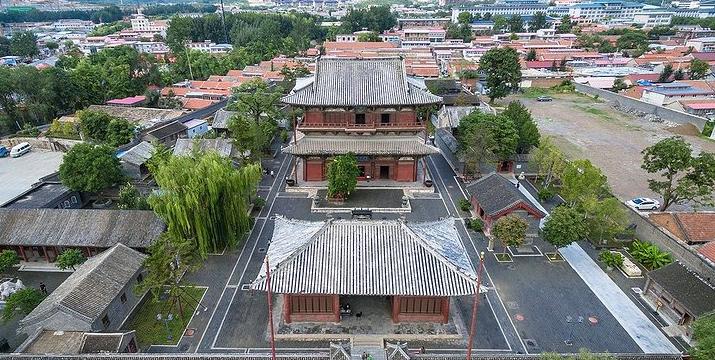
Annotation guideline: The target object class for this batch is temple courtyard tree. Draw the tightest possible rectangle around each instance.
[2,288,45,322]
[492,214,528,260]
[55,249,86,271]
[59,143,123,196]
[560,159,610,208]
[326,153,360,200]
[531,137,567,189]
[0,250,19,275]
[149,152,262,256]
[457,111,519,176]
[641,136,715,210]
[543,205,588,254]
[479,47,521,103]
[502,101,540,154]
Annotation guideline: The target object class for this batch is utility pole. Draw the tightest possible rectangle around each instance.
[265,257,277,360]
[466,251,486,360]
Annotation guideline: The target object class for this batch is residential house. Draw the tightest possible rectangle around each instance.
[106,96,146,107]
[282,58,441,183]
[18,330,139,354]
[1,173,83,209]
[184,119,209,138]
[686,37,715,53]
[118,141,156,180]
[211,108,237,134]
[648,212,715,245]
[142,121,188,147]
[251,217,477,324]
[0,208,164,263]
[465,173,546,243]
[18,244,148,336]
[173,138,241,158]
[86,105,185,129]
[643,262,715,340]
[641,82,715,107]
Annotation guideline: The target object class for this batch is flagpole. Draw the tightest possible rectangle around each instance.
[466,251,486,360]
[265,257,277,360]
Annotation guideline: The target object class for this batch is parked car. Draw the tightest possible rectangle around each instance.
[627,197,660,211]
[536,96,553,102]
[10,142,31,158]
[0,146,8,158]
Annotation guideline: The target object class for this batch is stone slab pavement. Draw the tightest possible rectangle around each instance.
[559,244,680,354]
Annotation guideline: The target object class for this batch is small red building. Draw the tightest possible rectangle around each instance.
[465,173,546,236]
[281,58,442,183]
[251,217,477,324]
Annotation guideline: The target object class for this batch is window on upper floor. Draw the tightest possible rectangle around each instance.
[381,113,391,124]
[355,113,366,125]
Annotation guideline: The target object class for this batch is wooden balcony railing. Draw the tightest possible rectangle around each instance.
[298,121,425,131]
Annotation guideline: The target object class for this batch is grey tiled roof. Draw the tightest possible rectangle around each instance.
[173,138,235,157]
[87,105,185,128]
[20,244,146,331]
[119,141,155,166]
[0,209,165,248]
[251,217,477,296]
[465,173,545,218]
[211,109,236,130]
[146,121,187,140]
[282,58,443,107]
[282,135,439,156]
[648,262,715,317]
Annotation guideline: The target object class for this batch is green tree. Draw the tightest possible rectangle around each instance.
[560,159,609,207]
[543,206,588,251]
[502,101,540,153]
[693,313,715,360]
[616,31,648,51]
[59,143,123,194]
[2,288,45,322]
[0,36,10,57]
[531,137,567,188]
[340,6,396,33]
[55,249,86,271]
[458,111,519,170]
[492,15,508,33]
[641,137,715,210]
[357,32,381,42]
[529,12,547,31]
[228,78,282,125]
[526,49,537,61]
[458,12,473,24]
[149,153,262,256]
[507,15,524,33]
[557,15,573,34]
[0,250,20,274]
[10,31,39,58]
[105,118,136,147]
[673,68,685,80]
[45,41,59,52]
[583,197,627,244]
[117,182,150,210]
[492,214,528,255]
[228,114,276,158]
[658,64,674,83]
[326,153,360,199]
[690,58,710,80]
[479,47,522,103]
[135,232,202,321]
[612,77,628,92]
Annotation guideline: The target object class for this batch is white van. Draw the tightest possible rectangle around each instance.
[10,142,31,158]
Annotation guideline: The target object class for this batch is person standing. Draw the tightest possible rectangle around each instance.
[39,282,47,295]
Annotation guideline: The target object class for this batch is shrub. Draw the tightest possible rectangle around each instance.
[469,218,484,232]
[703,120,714,137]
[538,187,556,202]
[628,239,672,270]
[280,129,289,143]
[254,196,266,209]
[598,250,624,269]
[458,198,473,212]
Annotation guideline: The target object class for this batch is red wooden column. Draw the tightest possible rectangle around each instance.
[283,294,292,324]
[42,246,49,263]
[391,296,401,323]
[332,295,340,323]
[441,297,450,324]
[17,246,27,262]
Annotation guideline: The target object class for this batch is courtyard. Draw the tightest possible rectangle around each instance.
[0,149,64,205]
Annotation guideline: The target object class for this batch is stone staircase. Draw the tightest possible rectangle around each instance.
[351,336,385,360]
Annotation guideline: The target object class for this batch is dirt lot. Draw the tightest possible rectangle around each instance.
[510,92,715,210]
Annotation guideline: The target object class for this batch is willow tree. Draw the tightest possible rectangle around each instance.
[149,152,262,257]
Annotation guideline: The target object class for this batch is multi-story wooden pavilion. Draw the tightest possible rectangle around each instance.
[281,58,442,183]
[251,217,477,324]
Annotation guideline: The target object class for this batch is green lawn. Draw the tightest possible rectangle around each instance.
[125,286,206,348]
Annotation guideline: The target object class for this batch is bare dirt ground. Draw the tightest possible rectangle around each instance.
[509,93,715,210]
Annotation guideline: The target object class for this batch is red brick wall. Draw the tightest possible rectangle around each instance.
[396,159,416,182]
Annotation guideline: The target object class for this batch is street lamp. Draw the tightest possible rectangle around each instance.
[156,313,174,341]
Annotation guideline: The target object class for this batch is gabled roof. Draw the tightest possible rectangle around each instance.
[211,109,236,130]
[0,209,164,248]
[173,138,236,158]
[465,173,546,218]
[251,217,477,297]
[118,141,155,166]
[648,262,715,317]
[20,244,146,332]
[649,212,715,244]
[282,58,442,107]
[282,135,439,156]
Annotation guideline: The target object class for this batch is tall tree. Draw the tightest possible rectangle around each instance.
[560,159,610,207]
[55,249,86,271]
[526,49,537,61]
[135,233,202,321]
[479,47,522,103]
[507,15,524,33]
[557,15,573,34]
[529,12,547,31]
[658,64,674,83]
[0,250,19,275]
[2,288,45,322]
[59,143,123,194]
[492,214,528,256]
[689,58,710,80]
[149,153,262,256]
[10,31,39,59]
[543,206,588,251]
[641,137,715,210]
[227,78,282,124]
[458,12,473,24]
[326,153,360,199]
[502,101,540,154]
[583,197,627,245]
[228,114,276,158]
[693,313,715,360]
[458,111,519,168]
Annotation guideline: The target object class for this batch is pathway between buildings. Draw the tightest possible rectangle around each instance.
[558,244,680,354]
